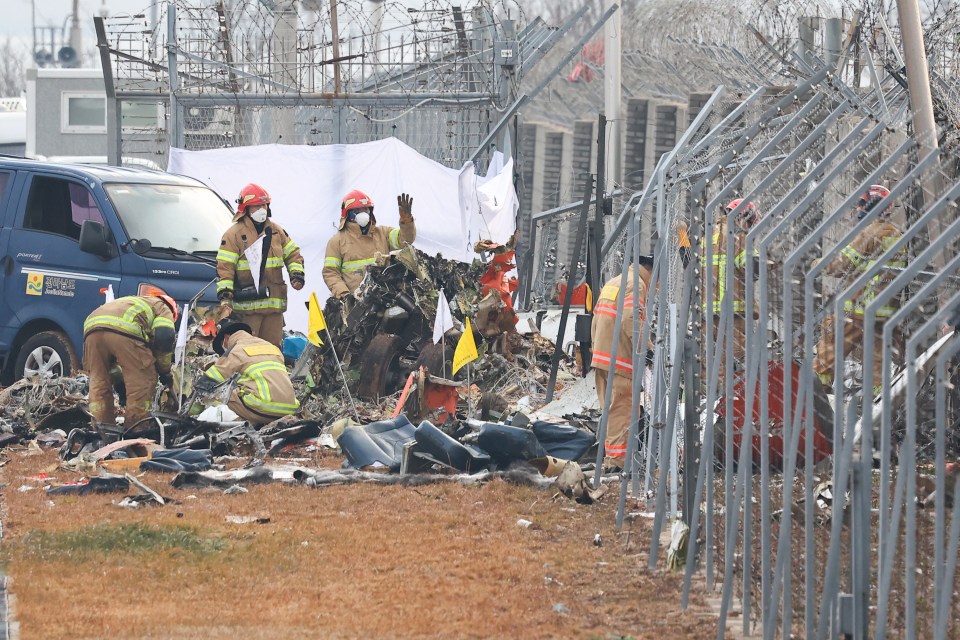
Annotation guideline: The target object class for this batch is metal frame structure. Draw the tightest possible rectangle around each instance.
[94,1,602,171]
[581,35,960,637]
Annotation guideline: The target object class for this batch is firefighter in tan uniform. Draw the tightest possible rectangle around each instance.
[193,323,299,426]
[813,185,905,394]
[83,294,178,432]
[703,198,760,379]
[591,258,653,471]
[322,190,416,300]
[216,184,305,348]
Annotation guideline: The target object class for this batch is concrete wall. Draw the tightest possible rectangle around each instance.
[26,68,109,158]
[521,96,695,297]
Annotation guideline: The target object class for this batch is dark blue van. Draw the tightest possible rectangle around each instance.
[0,158,232,382]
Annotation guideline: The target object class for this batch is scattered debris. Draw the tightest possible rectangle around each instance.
[225,515,271,525]
[666,519,690,571]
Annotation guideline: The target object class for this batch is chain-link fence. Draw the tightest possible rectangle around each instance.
[589,36,960,638]
[97,0,563,169]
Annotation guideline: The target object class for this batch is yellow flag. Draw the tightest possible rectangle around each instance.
[452,317,479,375]
[308,292,326,346]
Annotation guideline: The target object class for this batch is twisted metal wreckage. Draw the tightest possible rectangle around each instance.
[0,244,604,502]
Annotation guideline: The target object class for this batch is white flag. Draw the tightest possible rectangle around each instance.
[243,234,266,294]
[174,303,190,365]
[432,289,455,344]
[104,284,115,303]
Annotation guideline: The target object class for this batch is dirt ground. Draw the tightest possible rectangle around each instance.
[0,445,721,640]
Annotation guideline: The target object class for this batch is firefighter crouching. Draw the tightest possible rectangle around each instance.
[323,190,416,302]
[191,322,299,426]
[216,183,305,349]
[83,294,178,434]
[591,257,653,472]
[813,185,905,394]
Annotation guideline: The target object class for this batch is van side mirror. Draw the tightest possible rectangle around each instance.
[79,219,116,259]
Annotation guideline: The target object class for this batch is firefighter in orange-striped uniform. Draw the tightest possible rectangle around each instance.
[591,257,653,472]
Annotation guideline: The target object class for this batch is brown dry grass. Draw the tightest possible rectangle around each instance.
[0,447,719,640]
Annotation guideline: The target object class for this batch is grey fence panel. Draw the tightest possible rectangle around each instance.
[591,36,960,637]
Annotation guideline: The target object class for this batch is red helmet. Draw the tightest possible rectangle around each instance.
[140,284,179,323]
[858,184,890,218]
[726,198,758,228]
[235,183,271,215]
[859,184,890,207]
[339,189,375,230]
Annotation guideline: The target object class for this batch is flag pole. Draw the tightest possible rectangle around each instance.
[324,326,361,423]
[176,303,190,412]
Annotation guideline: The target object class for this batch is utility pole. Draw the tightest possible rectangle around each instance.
[896,0,944,252]
[31,0,37,68]
[271,0,298,143]
[603,0,621,192]
[69,0,82,66]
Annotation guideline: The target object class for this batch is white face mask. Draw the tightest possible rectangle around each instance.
[249,207,268,223]
[354,211,371,228]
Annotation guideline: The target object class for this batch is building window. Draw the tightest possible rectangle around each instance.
[61,93,106,133]
[121,101,162,131]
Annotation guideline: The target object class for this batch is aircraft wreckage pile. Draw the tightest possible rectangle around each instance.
[0,245,604,499]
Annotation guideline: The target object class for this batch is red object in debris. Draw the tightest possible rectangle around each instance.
[392,371,416,419]
[478,248,519,328]
[422,377,459,425]
[200,318,217,336]
[554,282,591,306]
[714,360,833,471]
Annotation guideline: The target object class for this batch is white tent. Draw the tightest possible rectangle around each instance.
[168,138,517,332]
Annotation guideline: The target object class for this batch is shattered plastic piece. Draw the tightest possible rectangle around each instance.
[516,518,536,529]
[476,423,546,466]
[125,473,166,505]
[47,475,130,495]
[667,519,690,571]
[530,456,571,478]
[140,449,213,473]
[593,534,602,547]
[117,496,148,509]
[530,421,595,462]
[196,404,240,423]
[223,484,249,495]
[552,603,570,615]
[225,515,271,525]
[338,415,416,473]
[35,429,68,448]
[413,421,491,473]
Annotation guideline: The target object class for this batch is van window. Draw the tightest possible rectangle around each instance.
[0,172,9,204]
[21,176,105,241]
[105,183,231,253]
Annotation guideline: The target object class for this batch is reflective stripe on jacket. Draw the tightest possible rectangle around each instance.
[827,221,905,318]
[83,296,176,374]
[322,218,416,298]
[203,330,299,418]
[590,265,649,379]
[701,220,755,316]
[216,218,304,314]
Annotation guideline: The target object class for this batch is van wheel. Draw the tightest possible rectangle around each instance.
[15,331,76,380]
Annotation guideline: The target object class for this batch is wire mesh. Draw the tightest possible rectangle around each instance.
[100,0,544,168]
[588,42,960,637]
